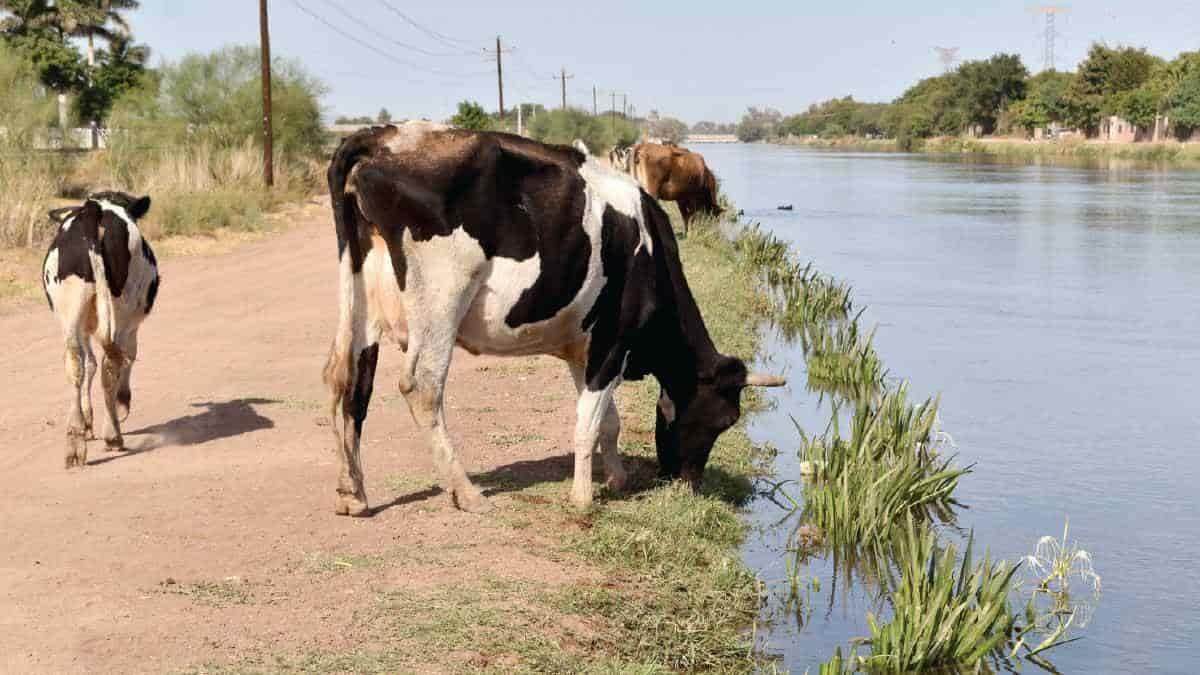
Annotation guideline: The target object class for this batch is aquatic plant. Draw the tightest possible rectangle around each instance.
[803,318,886,404]
[817,523,1089,673]
[1022,518,1102,631]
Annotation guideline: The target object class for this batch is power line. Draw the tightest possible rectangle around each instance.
[554,67,574,110]
[317,0,472,58]
[289,0,490,80]
[375,0,481,52]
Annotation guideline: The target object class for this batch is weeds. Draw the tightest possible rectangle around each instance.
[803,318,886,403]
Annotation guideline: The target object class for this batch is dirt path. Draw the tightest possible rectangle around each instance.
[0,201,603,673]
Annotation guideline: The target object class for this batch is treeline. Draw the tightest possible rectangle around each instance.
[739,44,1200,147]
[446,100,644,152]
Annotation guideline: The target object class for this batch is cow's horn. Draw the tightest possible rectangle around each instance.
[744,373,786,387]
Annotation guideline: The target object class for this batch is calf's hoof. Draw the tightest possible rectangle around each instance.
[334,492,370,517]
[65,430,87,468]
[117,389,131,422]
[105,438,124,453]
[452,485,493,514]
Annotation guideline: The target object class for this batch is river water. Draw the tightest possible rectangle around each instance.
[695,144,1200,673]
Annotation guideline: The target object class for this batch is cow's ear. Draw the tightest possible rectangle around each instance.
[128,195,151,220]
[47,207,76,225]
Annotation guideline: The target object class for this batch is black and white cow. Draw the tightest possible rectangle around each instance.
[43,192,158,467]
[323,122,783,515]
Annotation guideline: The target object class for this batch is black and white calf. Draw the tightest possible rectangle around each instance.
[323,122,783,515]
[43,192,158,467]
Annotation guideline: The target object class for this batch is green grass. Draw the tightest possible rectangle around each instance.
[802,318,886,404]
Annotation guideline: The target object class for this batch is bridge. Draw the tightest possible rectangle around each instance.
[686,134,740,144]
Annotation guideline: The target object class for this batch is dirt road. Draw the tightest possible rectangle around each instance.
[0,201,600,673]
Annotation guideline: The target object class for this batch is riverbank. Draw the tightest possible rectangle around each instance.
[777,134,1200,165]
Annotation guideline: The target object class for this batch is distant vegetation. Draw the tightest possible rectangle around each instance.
[741,44,1200,148]
[525,107,640,152]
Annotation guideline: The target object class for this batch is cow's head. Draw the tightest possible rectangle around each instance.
[608,145,633,173]
[88,190,152,221]
[655,355,785,489]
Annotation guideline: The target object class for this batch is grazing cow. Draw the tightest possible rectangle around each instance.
[42,192,158,467]
[609,142,721,235]
[323,122,784,516]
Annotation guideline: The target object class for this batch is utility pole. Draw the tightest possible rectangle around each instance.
[1030,5,1068,71]
[933,46,960,73]
[488,36,513,120]
[258,0,273,187]
[555,67,574,110]
[622,94,627,118]
[593,85,597,116]
[610,91,619,135]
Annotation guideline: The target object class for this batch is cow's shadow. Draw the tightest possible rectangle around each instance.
[88,398,276,465]
[457,452,752,506]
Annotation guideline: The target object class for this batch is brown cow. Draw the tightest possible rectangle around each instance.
[609,143,721,234]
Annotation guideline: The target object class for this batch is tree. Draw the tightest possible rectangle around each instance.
[526,107,639,152]
[1,0,85,129]
[376,107,391,124]
[450,100,490,131]
[648,114,688,143]
[1165,68,1200,134]
[73,33,145,125]
[954,53,1028,134]
[1010,70,1072,133]
[735,106,781,142]
[110,45,327,157]
[1064,44,1162,134]
[56,0,138,67]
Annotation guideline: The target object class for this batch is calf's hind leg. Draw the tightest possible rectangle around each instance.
[98,342,128,452]
[63,335,89,468]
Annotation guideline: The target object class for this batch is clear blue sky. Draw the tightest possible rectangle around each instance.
[131,1,1200,124]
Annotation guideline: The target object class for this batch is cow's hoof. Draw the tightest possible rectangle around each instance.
[453,487,493,514]
[604,471,628,494]
[105,439,124,453]
[569,490,594,512]
[335,493,370,517]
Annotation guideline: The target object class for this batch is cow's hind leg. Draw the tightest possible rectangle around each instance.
[98,341,128,452]
[324,257,380,517]
[81,340,97,439]
[63,334,88,468]
[398,278,489,514]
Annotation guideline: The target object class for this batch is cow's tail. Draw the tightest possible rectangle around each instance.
[78,201,118,348]
[323,128,382,406]
[702,167,722,216]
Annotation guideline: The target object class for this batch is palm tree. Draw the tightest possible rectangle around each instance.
[56,0,139,67]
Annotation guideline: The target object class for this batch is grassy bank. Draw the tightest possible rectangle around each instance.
[777,134,1200,165]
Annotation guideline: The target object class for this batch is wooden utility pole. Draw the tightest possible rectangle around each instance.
[610,92,619,135]
[491,36,513,120]
[258,0,274,187]
[622,94,627,118]
[555,67,574,110]
[592,85,597,116]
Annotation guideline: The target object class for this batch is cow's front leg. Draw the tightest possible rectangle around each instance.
[568,360,625,495]
[572,384,618,510]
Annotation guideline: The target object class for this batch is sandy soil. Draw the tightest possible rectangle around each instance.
[0,200,605,673]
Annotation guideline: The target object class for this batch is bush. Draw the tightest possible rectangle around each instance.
[108,45,327,158]
[449,100,491,131]
[526,108,639,153]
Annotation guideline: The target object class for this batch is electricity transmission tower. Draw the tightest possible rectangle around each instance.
[1031,5,1068,71]
[933,46,960,73]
